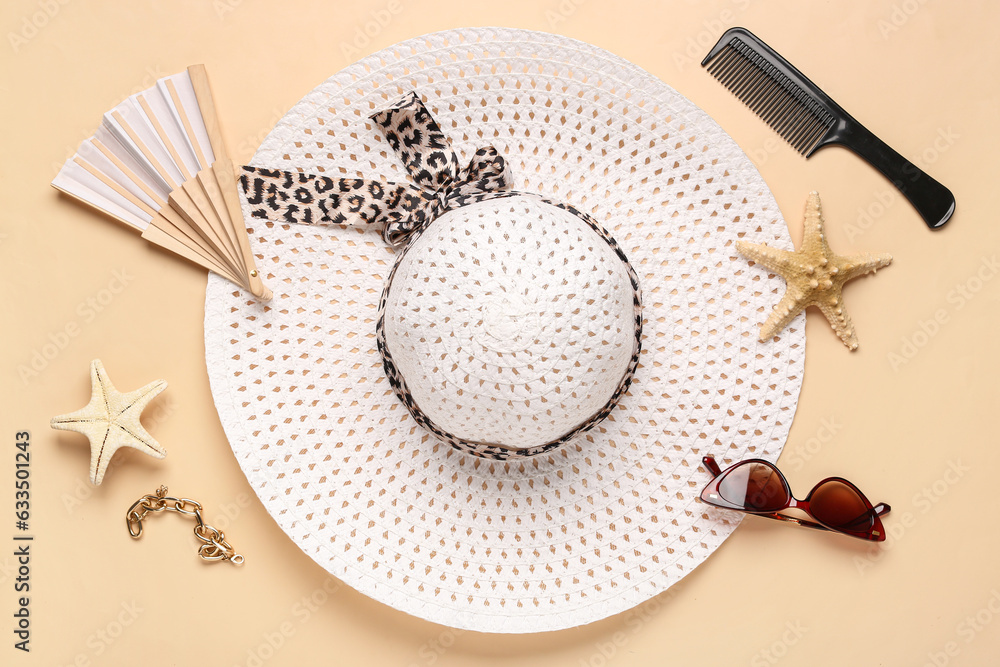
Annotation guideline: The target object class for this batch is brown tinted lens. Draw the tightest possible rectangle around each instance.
[718,462,788,511]
[810,480,873,535]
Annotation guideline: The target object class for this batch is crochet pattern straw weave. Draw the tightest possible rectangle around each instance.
[204,27,805,632]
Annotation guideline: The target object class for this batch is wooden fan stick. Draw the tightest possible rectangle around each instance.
[187,65,271,300]
[87,139,245,279]
[153,207,243,281]
[131,91,247,278]
[112,106,253,284]
[72,157,157,218]
[70,155,240,280]
[143,220,244,285]
[165,79,209,168]
[91,139,168,209]
[194,168,246,270]
[149,194,244,278]
[137,94,193,181]
[50,179,137,231]
[169,180,245,275]
[111,111,180,191]
[187,65,226,161]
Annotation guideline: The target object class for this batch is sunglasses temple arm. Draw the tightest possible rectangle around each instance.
[756,512,833,533]
[702,456,723,477]
[760,503,889,534]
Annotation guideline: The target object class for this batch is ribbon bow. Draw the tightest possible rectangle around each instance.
[239,92,511,247]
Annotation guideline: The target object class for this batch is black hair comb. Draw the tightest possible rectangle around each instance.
[702,27,955,229]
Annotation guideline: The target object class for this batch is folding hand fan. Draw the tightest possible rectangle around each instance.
[52,65,271,300]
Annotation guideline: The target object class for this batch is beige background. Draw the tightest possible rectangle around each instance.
[2,0,998,664]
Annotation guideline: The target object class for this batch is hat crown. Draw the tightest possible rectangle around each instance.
[382,195,637,450]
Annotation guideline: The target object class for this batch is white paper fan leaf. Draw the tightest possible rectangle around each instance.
[52,65,271,300]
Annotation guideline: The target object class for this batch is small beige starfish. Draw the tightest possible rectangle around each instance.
[51,359,167,485]
[736,192,892,350]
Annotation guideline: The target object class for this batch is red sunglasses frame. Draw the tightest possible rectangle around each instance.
[701,456,891,541]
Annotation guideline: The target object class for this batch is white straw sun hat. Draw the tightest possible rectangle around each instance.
[204,27,805,633]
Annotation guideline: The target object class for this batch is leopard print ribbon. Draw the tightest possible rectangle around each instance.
[239,92,511,247]
[239,92,643,460]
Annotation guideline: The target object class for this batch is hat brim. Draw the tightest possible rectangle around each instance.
[205,27,804,633]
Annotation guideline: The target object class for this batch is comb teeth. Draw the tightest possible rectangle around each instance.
[705,38,836,156]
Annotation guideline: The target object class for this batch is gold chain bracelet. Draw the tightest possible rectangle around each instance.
[125,485,244,565]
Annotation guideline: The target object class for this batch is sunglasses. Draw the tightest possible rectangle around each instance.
[700,456,890,541]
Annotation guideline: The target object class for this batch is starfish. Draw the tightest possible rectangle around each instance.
[736,192,892,351]
[51,359,167,485]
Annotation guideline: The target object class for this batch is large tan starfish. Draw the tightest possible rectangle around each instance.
[51,359,167,485]
[736,192,892,350]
